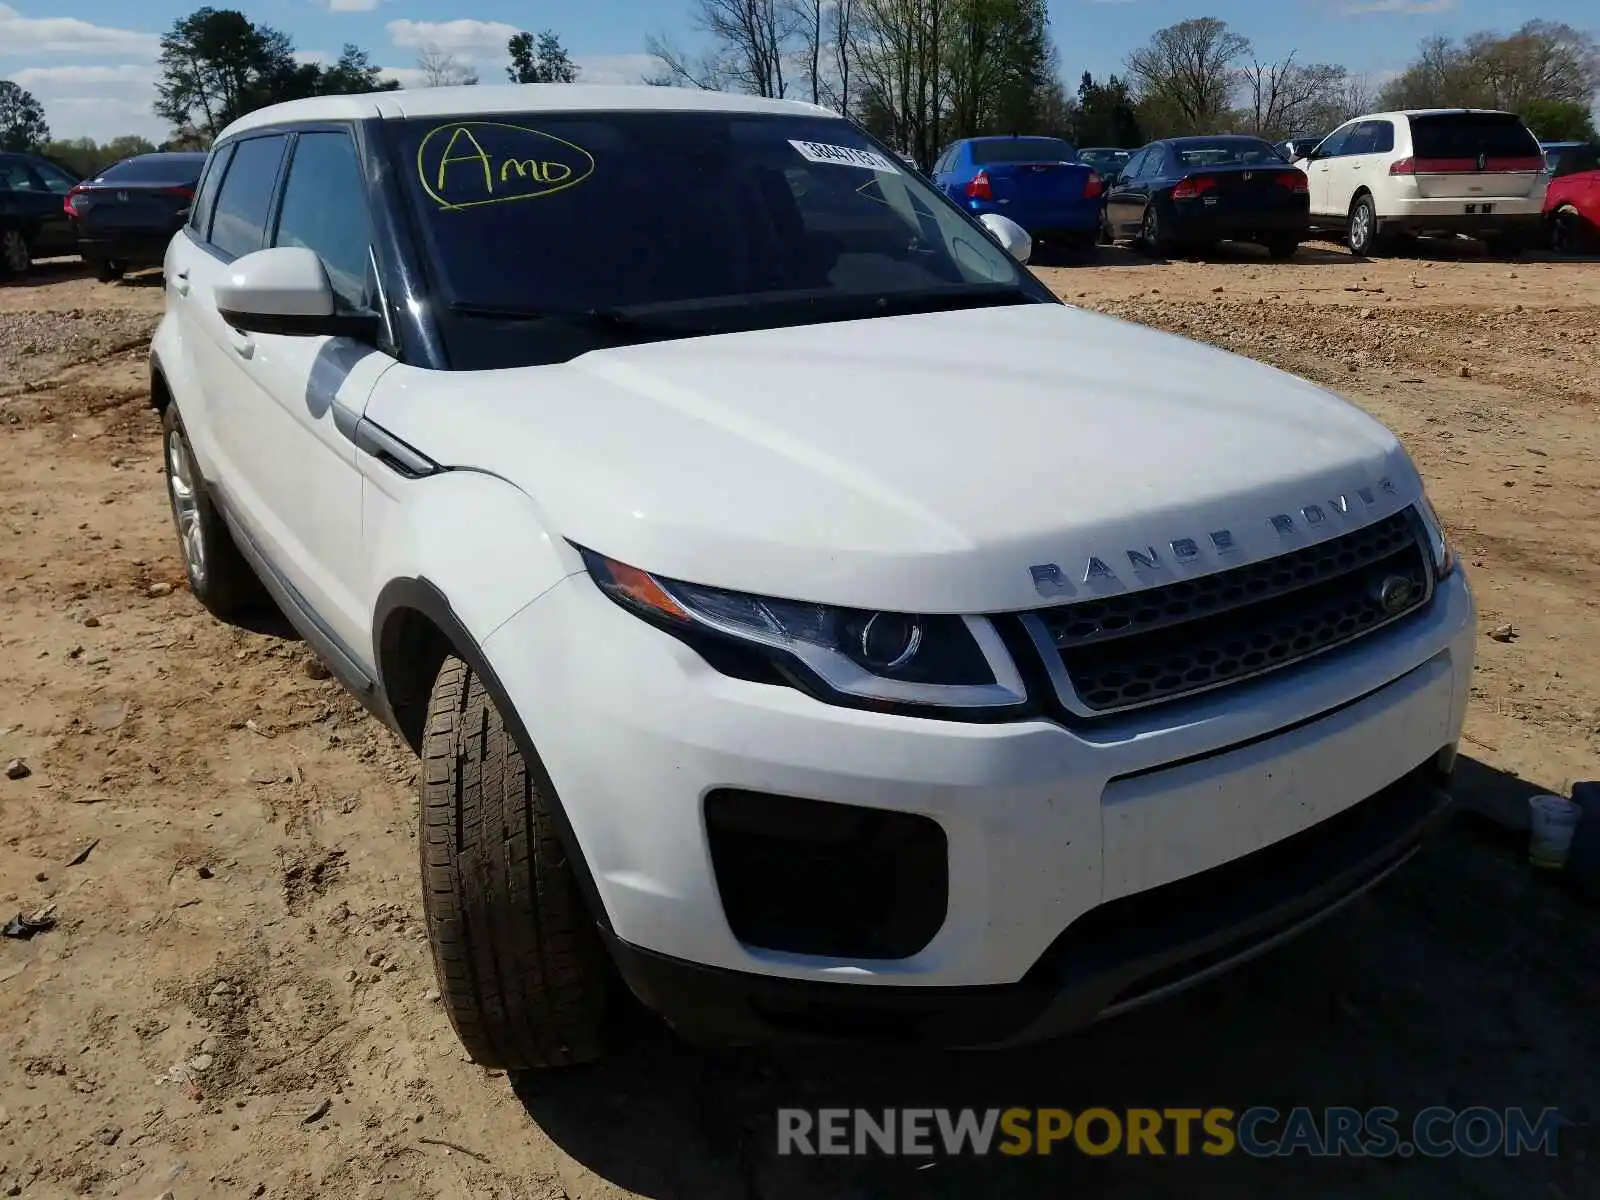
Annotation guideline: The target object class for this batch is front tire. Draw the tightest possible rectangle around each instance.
[161,406,262,617]
[420,656,608,1070]
[0,228,30,277]
[1347,195,1383,256]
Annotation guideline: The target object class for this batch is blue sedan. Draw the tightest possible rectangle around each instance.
[931,135,1104,256]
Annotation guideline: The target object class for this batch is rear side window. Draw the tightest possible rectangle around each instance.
[970,137,1077,165]
[94,155,205,185]
[209,134,288,259]
[0,159,42,190]
[32,161,78,194]
[1365,121,1395,154]
[1408,113,1539,160]
[271,131,374,310]
[189,145,233,236]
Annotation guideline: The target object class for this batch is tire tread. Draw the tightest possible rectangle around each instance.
[420,656,605,1070]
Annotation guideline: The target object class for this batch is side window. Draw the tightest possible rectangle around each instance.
[1318,125,1355,158]
[1118,150,1144,182]
[1141,147,1167,178]
[1369,121,1395,154]
[0,159,34,190]
[189,144,233,237]
[209,134,288,260]
[1345,123,1380,156]
[32,162,77,194]
[271,131,375,311]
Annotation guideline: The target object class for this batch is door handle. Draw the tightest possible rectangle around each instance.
[228,328,255,359]
[171,268,189,296]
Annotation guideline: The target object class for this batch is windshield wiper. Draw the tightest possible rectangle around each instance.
[447,303,713,336]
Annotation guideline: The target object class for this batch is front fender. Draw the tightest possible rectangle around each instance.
[361,464,583,653]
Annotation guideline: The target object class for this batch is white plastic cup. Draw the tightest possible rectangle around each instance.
[1528,794,1581,870]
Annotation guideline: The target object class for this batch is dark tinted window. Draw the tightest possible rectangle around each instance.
[0,158,43,190]
[1549,144,1600,178]
[1367,121,1394,153]
[94,154,206,185]
[969,137,1077,165]
[393,111,1023,313]
[189,144,232,235]
[1317,125,1355,157]
[1172,137,1283,167]
[1409,113,1539,159]
[32,160,78,193]
[272,132,373,309]
[209,135,287,259]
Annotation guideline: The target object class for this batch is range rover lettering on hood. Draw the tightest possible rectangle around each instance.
[1030,477,1401,596]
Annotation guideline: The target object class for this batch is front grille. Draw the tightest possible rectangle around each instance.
[1029,509,1432,716]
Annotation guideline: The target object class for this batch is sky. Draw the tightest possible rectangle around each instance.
[1,0,1593,143]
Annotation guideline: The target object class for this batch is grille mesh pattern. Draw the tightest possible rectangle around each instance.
[1036,509,1430,714]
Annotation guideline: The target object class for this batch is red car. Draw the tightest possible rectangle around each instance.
[1545,165,1600,255]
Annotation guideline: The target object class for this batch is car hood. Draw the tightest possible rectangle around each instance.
[366,302,1420,613]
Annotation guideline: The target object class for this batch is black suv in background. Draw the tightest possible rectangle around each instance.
[0,152,81,276]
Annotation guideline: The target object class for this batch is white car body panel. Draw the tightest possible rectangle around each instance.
[364,302,1417,614]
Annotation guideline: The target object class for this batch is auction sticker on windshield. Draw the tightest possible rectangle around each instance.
[789,140,901,172]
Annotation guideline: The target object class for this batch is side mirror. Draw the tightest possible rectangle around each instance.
[978,213,1032,264]
[215,246,377,339]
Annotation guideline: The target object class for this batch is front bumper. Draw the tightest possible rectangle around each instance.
[610,759,1454,1047]
[482,566,1474,1032]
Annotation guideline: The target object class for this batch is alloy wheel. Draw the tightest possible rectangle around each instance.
[166,426,207,586]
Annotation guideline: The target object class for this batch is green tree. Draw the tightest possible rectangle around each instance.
[319,44,399,95]
[1379,22,1600,113]
[0,79,50,153]
[1074,71,1141,147]
[40,135,158,176]
[1126,17,1250,136]
[1520,98,1597,142]
[507,30,580,84]
[155,8,395,139]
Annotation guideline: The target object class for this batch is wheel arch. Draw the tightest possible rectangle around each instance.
[373,576,615,935]
[1348,186,1374,211]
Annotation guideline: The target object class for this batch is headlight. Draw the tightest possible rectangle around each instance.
[579,549,1029,714]
[1416,495,1455,580]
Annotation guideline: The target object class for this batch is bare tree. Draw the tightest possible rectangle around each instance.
[789,0,826,104]
[851,0,948,165]
[416,44,480,87]
[654,0,795,97]
[644,34,732,89]
[832,0,859,113]
[1240,52,1349,139]
[1127,17,1251,134]
[1379,21,1600,112]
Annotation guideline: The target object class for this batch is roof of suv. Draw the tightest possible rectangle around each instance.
[219,84,836,142]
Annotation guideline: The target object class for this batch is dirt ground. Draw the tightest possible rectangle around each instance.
[1,243,1596,1199]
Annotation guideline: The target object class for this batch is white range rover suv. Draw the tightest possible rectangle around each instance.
[1295,108,1547,256]
[152,85,1474,1068]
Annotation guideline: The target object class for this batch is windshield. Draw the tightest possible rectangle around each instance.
[389,110,1036,358]
[1174,138,1286,167]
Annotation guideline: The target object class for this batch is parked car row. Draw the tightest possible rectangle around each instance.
[0,149,204,279]
[922,110,1597,265]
